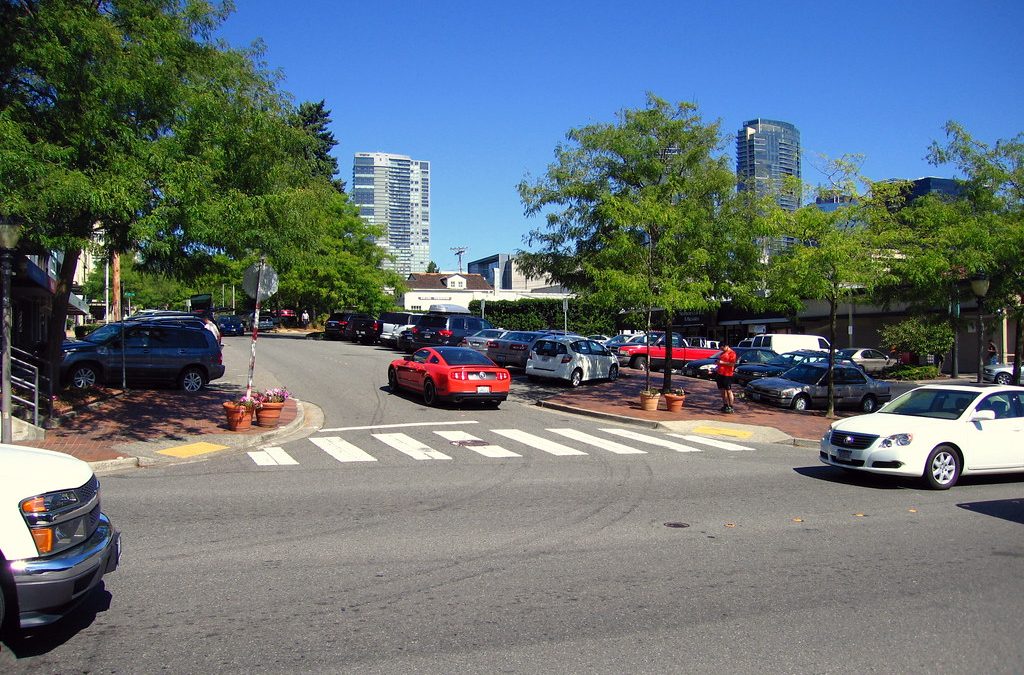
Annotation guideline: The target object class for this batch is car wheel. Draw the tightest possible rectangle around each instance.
[860,395,878,413]
[791,394,810,411]
[179,366,206,393]
[70,364,99,389]
[388,367,399,392]
[631,356,648,371]
[995,372,1011,385]
[608,365,619,381]
[422,380,437,406]
[924,444,961,490]
[569,368,583,388]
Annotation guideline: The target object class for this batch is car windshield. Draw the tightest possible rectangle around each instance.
[879,388,976,419]
[438,348,496,366]
[781,364,825,385]
[82,323,124,345]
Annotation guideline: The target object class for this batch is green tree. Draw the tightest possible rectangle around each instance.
[426,261,440,273]
[294,99,345,193]
[517,95,770,392]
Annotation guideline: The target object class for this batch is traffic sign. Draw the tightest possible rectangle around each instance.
[243,261,278,301]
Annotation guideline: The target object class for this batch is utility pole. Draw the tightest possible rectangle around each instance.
[450,246,468,273]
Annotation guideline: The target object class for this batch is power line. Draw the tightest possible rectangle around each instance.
[450,246,468,273]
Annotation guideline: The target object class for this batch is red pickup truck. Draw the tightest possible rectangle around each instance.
[617,333,720,371]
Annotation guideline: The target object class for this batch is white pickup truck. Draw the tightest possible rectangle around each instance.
[1,444,120,631]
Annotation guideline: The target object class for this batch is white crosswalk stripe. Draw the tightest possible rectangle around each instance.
[600,428,703,452]
[433,430,521,458]
[491,429,588,456]
[247,447,298,466]
[373,432,452,460]
[311,437,377,463]
[670,434,753,451]
[546,428,647,454]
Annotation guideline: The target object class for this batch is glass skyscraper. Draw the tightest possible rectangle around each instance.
[736,119,801,211]
[352,152,431,277]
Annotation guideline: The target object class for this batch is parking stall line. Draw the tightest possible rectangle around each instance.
[491,429,589,456]
[670,434,753,451]
[373,432,452,460]
[433,430,521,458]
[311,437,378,463]
[600,428,704,452]
[547,428,647,454]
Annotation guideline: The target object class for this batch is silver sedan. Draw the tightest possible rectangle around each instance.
[459,328,507,354]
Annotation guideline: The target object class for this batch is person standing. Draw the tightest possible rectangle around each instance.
[987,340,998,365]
[716,341,738,413]
[301,309,310,329]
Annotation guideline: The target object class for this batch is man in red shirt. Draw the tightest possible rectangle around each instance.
[716,342,738,413]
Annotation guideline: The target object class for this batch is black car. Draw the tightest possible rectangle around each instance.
[61,321,225,392]
[734,350,858,387]
[324,311,369,341]
[406,313,494,351]
[682,347,778,379]
[216,314,246,336]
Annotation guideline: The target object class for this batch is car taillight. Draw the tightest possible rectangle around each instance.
[340,321,349,327]
[439,330,453,337]
[497,371,509,380]
[451,370,466,380]
[373,321,381,330]
[412,327,421,334]
[561,355,572,364]
[487,340,500,347]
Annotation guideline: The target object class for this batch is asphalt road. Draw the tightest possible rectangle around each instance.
[3,336,1023,673]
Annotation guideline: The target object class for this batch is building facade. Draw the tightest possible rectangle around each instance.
[736,118,801,211]
[351,152,430,277]
[466,253,568,295]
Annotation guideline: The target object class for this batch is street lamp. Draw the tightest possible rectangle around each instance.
[0,218,23,444]
[971,274,990,384]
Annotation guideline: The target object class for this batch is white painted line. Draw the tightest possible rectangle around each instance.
[248,450,276,466]
[547,428,647,454]
[491,429,588,456]
[670,434,753,451]
[311,437,378,463]
[600,428,703,452]
[373,432,452,460]
[433,430,521,458]
[320,420,479,432]
[263,446,298,466]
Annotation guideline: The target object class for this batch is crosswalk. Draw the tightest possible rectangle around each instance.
[246,425,757,467]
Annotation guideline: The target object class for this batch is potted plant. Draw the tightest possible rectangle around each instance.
[664,388,686,412]
[255,387,291,427]
[224,394,261,431]
[639,387,661,412]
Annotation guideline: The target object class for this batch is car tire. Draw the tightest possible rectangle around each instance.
[178,366,207,393]
[924,444,961,490]
[608,365,619,381]
[631,356,648,371]
[69,363,100,389]
[860,395,878,413]
[569,368,583,388]
[388,367,399,392]
[791,394,810,411]
[995,372,1011,385]
[422,380,437,406]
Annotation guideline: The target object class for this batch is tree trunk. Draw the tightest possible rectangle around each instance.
[661,312,673,393]
[827,297,837,418]
[44,246,82,409]
[1014,308,1022,386]
[111,250,121,321]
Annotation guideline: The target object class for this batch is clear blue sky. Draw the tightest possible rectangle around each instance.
[218,1,1024,273]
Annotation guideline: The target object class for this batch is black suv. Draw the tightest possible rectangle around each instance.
[61,321,225,392]
[406,313,494,351]
[324,311,370,341]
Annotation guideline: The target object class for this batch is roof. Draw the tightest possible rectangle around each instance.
[405,273,493,291]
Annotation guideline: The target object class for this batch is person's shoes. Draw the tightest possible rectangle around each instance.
[725,406,735,413]
[720,406,729,412]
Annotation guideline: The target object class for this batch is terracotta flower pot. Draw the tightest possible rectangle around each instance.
[639,392,661,411]
[664,393,686,412]
[223,402,253,431]
[256,401,285,427]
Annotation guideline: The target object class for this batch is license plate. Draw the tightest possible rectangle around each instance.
[750,392,760,401]
[476,385,491,393]
[837,449,852,459]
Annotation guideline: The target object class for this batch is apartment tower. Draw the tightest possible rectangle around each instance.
[352,152,431,276]
[736,119,801,211]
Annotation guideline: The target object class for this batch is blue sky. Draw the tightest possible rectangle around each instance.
[217,1,1024,273]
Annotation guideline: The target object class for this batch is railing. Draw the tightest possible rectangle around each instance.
[10,345,52,428]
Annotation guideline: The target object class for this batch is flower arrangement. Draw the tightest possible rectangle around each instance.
[668,388,686,396]
[258,387,291,403]
[640,388,661,397]
[235,394,262,411]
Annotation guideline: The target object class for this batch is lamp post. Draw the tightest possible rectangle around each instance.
[0,219,23,444]
[971,274,990,384]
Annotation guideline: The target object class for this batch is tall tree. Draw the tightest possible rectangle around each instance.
[294,99,345,192]
[517,95,772,393]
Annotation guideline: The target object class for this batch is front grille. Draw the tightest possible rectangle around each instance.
[830,431,878,450]
[77,475,100,504]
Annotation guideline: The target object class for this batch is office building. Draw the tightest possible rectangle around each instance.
[351,152,430,276]
[736,119,802,211]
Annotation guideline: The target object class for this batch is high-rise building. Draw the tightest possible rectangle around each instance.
[351,152,430,276]
[736,119,801,211]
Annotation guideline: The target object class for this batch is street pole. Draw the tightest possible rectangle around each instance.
[971,275,990,384]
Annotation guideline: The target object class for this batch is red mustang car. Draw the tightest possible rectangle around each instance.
[388,346,511,407]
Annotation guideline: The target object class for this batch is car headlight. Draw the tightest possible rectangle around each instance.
[780,388,799,397]
[879,433,913,448]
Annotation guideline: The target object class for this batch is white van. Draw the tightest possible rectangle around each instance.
[746,333,830,354]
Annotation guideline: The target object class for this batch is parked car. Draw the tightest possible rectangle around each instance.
[982,362,1018,385]
[387,346,510,407]
[61,321,224,392]
[820,384,1024,489]
[836,348,897,375]
[406,313,494,351]
[242,312,274,332]
[273,308,297,327]
[459,328,507,354]
[744,361,892,412]
[586,334,611,343]
[324,311,366,341]
[617,332,719,371]
[377,311,425,347]
[604,333,656,350]
[346,314,380,344]
[734,350,854,387]
[485,330,546,369]
[526,336,619,387]
[0,443,121,628]
[216,314,246,337]
[682,347,778,379]
[743,333,830,353]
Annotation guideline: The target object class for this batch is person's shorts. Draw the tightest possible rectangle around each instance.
[716,374,734,390]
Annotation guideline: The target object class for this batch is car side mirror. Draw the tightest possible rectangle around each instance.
[971,410,996,422]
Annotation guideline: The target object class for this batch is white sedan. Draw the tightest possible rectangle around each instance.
[820,384,1024,489]
[525,336,618,387]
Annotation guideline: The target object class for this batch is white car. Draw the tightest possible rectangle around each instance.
[526,336,618,387]
[820,384,1024,489]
